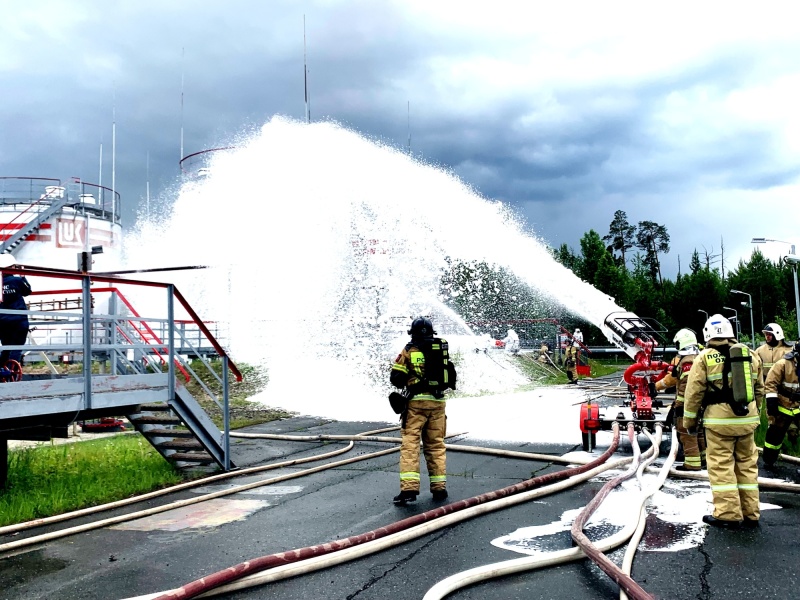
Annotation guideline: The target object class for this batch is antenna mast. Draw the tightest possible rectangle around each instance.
[407,101,411,154]
[111,88,116,222]
[146,151,151,219]
[180,47,185,163]
[304,15,310,123]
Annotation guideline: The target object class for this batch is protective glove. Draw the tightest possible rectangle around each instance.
[767,397,779,416]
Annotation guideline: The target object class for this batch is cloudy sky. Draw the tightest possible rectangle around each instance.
[2,0,799,277]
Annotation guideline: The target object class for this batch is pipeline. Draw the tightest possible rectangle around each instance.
[144,424,624,600]
[0,425,400,538]
[421,425,672,600]
[571,422,655,600]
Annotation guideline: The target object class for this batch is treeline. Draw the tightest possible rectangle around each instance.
[440,210,799,346]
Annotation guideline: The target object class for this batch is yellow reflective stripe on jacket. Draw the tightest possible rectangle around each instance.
[392,363,409,374]
[410,394,445,402]
[684,408,697,418]
[703,415,760,426]
[778,405,800,416]
[738,347,755,404]
[707,373,723,382]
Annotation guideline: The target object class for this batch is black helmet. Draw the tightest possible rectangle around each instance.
[408,317,435,337]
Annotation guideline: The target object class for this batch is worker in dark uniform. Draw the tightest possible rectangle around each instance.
[0,255,31,375]
[390,317,456,505]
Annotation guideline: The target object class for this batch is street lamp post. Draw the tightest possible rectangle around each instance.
[752,237,800,339]
[723,306,740,338]
[730,290,755,349]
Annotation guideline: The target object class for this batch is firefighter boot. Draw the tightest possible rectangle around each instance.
[432,489,448,501]
[702,514,741,529]
[393,491,418,506]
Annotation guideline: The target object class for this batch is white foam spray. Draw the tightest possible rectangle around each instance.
[123,116,623,420]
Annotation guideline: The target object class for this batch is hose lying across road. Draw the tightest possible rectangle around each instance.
[422,425,678,600]
[571,423,654,600]
[133,425,625,600]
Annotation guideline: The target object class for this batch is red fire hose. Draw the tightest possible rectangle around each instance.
[152,431,622,600]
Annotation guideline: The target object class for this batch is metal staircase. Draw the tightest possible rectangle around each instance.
[0,265,243,486]
[127,385,233,469]
[0,191,70,254]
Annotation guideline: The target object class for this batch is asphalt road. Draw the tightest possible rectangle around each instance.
[2,413,800,600]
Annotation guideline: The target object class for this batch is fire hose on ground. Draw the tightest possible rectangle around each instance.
[125,425,625,600]
[570,423,654,600]
[422,424,677,600]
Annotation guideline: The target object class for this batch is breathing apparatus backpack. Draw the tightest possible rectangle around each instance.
[702,343,754,416]
[394,337,456,398]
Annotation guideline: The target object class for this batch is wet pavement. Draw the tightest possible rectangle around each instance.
[2,412,800,600]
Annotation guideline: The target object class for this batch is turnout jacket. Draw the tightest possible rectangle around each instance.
[683,339,764,436]
[764,353,800,411]
[755,341,793,381]
[655,355,681,393]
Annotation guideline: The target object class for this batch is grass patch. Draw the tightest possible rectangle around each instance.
[511,354,621,388]
[181,360,295,429]
[0,434,183,527]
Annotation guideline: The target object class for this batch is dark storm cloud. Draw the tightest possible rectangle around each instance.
[2,0,799,264]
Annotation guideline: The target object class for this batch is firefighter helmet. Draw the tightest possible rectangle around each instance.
[762,323,785,342]
[673,328,698,353]
[703,314,735,342]
[408,317,435,337]
[0,254,16,268]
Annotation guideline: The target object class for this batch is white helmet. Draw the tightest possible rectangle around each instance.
[762,323,785,342]
[703,314,735,342]
[673,328,698,353]
[0,254,16,268]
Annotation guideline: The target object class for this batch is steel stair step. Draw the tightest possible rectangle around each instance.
[129,415,182,425]
[140,427,194,438]
[137,403,171,411]
[168,451,216,464]
[157,439,204,450]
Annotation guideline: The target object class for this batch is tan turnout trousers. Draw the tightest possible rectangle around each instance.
[704,428,760,521]
[399,400,447,492]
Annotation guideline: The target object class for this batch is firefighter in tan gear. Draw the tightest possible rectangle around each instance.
[538,342,551,364]
[683,314,764,528]
[761,341,800,469]
[655,354,681,394]
[755,323,792,380]
[755,323,793,428]
[389,317,456,506]
[564,340,579,384]
[660,328,705,471]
